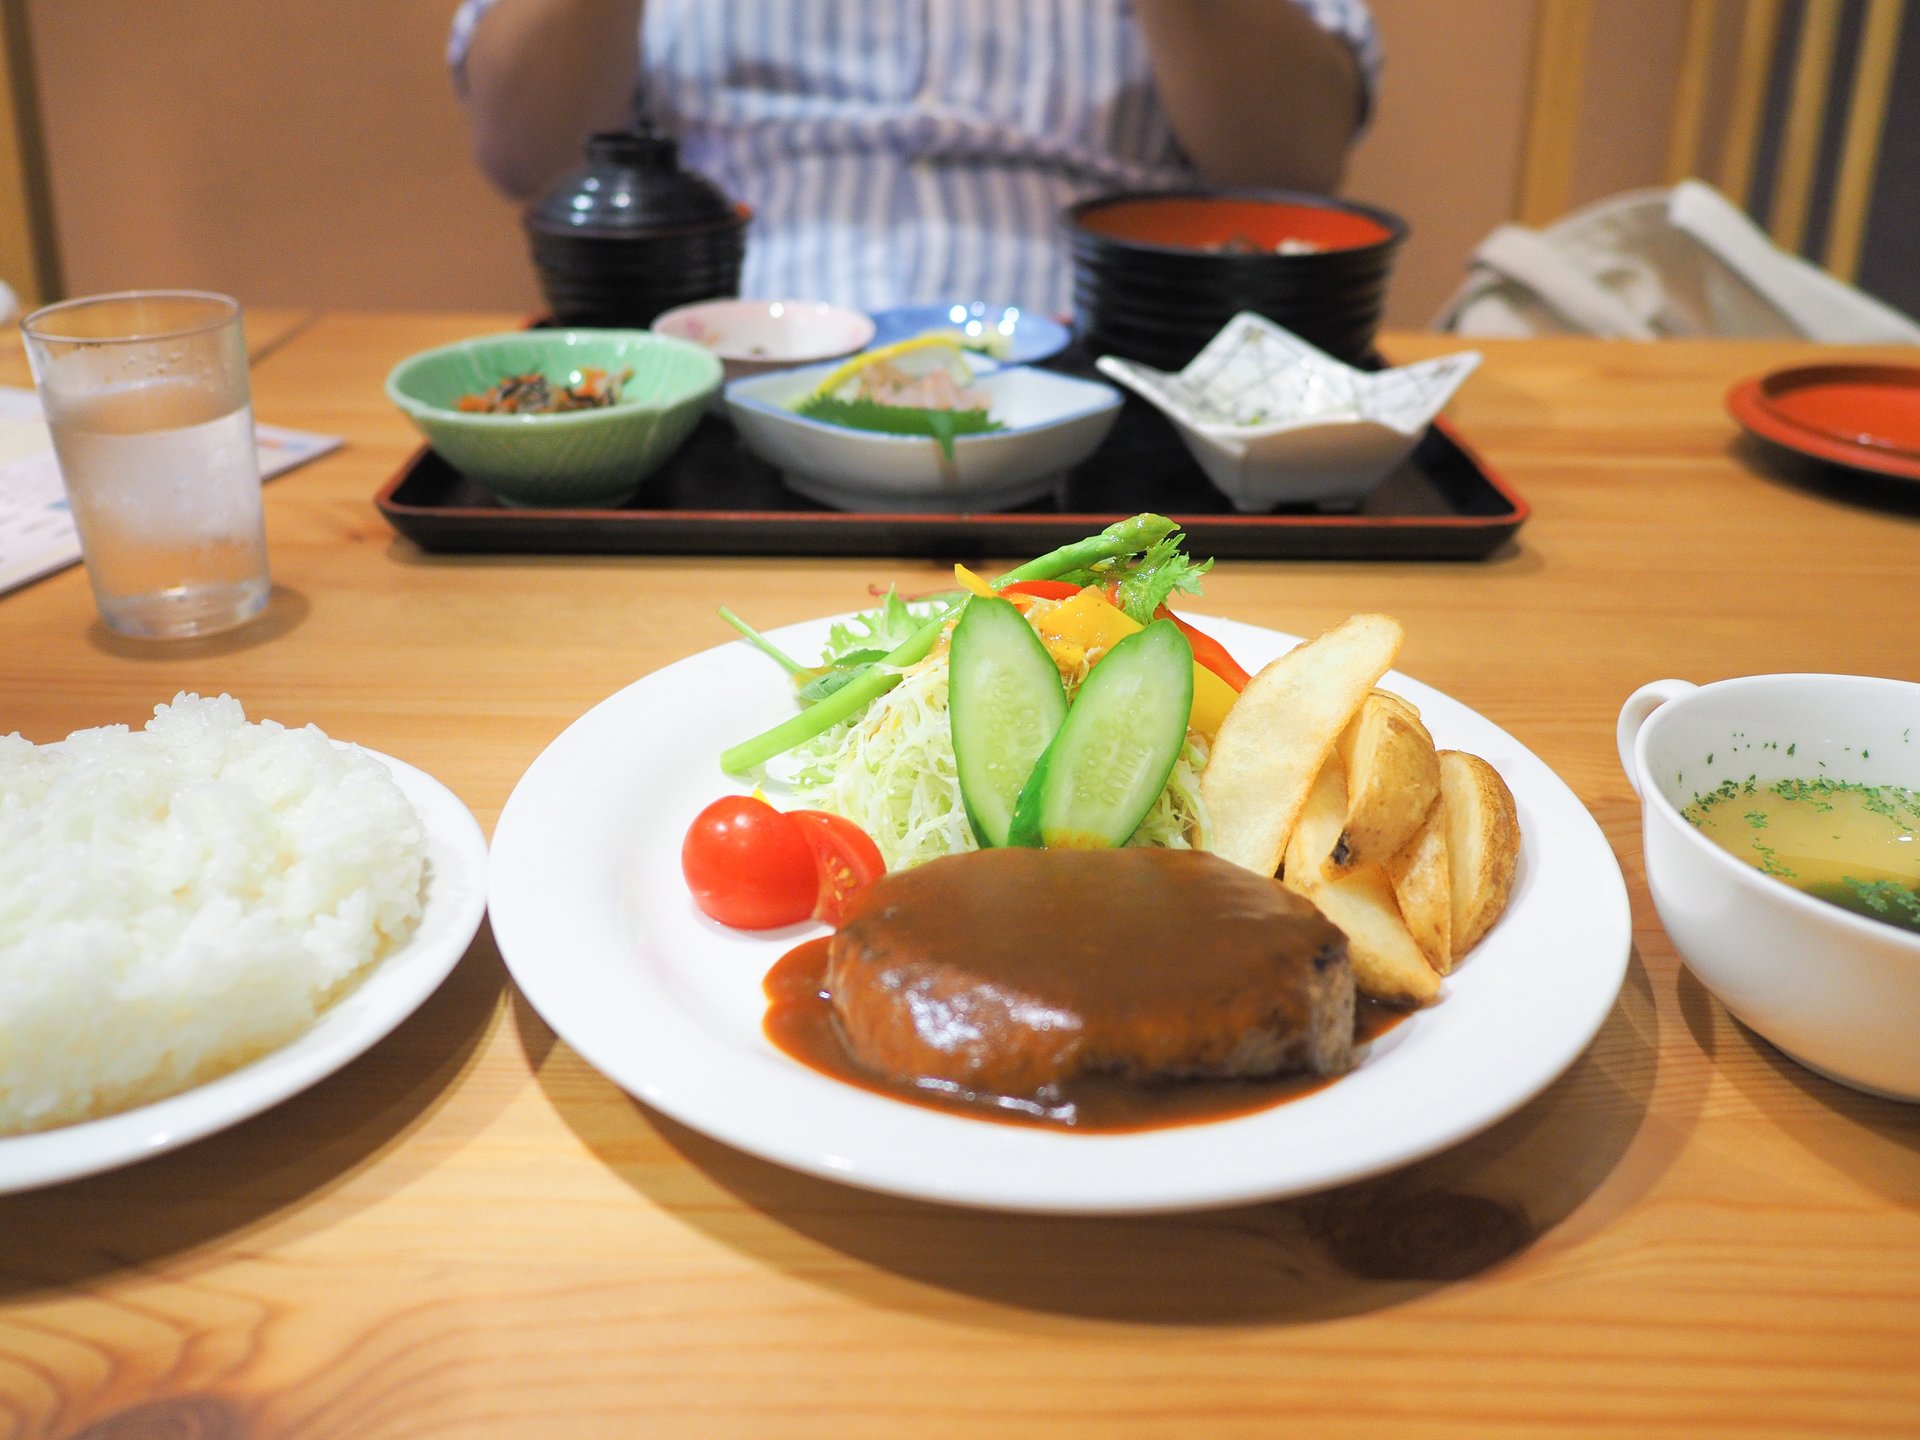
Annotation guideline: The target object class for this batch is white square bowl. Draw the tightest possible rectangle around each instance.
[724,361,1122,512]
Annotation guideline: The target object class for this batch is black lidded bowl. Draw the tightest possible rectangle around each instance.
[526,127,750,329]
[1065,189,1407,370]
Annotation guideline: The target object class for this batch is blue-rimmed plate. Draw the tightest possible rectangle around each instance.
[868,302,1072,367]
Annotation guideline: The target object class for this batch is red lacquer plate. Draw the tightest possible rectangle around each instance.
[1727,363,1920,482]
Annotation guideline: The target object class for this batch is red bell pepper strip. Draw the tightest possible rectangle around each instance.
[1091,581,1251,692]
[1159,611,1251,691]
[996,579,1084,602]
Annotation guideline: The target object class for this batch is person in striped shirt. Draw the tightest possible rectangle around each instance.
[451,0,1379,317]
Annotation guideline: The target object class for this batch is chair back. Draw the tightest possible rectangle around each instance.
[1519,0,1907,283]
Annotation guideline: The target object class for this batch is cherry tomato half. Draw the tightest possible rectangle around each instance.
[789,809,887,924]
[681,796,818,929]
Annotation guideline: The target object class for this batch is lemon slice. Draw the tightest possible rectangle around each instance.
[807,334,976,402]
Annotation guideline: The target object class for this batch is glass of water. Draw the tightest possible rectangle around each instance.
[22,290,269,639]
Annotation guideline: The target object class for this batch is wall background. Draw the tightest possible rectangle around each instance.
[27,1,539,314]
[17,0,1916,328]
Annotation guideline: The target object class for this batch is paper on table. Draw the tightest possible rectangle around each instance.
[0,386,342,596]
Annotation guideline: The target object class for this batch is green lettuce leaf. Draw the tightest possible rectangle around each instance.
[823,589,935,661]
[1111,534,1213,623]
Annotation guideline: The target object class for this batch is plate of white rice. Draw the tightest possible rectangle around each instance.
[0,693,489,1193]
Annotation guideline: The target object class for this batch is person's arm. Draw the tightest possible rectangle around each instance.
[460,0,646,201]
[1132,0,1364,193]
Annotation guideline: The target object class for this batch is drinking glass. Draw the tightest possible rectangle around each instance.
[22,290,269,639]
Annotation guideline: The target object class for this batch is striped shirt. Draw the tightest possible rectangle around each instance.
[451,0,1379,315]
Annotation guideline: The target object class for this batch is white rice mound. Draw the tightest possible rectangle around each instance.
[0,693,426,1136]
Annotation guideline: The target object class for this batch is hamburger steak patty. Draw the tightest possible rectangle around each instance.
[826,847,1354,1100]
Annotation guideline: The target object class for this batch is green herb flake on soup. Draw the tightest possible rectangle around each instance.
[1682,776,1920,934]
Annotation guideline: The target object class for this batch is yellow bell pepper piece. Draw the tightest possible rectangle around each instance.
[1026,588,1135,650]
[1187,655,1238,743]
[1046,638,1088,674]
[1027,589,1235,742]
[953,563,997,598]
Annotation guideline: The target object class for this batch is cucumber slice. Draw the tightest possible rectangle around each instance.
[1008,618,1194,849]
[949,595,1069,847]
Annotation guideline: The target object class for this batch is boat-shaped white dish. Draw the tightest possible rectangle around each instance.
[1098,312,1480,511]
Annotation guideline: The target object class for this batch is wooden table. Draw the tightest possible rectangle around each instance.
[3,316,1918,1440]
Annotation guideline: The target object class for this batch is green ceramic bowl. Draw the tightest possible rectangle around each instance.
[385,329,722,506]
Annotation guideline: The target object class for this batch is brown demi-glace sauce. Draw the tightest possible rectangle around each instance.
[764,937,1406,1133]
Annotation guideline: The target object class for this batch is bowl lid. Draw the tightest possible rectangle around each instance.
[528,123,742,236]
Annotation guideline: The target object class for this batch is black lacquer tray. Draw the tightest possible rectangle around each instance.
[377,362,1527,561]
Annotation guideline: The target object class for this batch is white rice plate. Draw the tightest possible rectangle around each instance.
[0,694,426,1135]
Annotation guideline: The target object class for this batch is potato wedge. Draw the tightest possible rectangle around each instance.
[1334,690,1440,871]
[1438,749,1521,961]
[1282,754,1348,887]
[1285,861,1441,1006]
[1385,795,1452,972]
[1202,614,1404,878]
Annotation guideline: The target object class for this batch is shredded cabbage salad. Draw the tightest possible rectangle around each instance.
[721,515,1221,871]
[771,596,1212,871]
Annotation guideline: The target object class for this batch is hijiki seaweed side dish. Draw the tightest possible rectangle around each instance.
[458,366,634,414]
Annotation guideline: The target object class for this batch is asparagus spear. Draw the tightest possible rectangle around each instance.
[989,512,1177,587]
[717,605,808,674]
[719,608,950,773]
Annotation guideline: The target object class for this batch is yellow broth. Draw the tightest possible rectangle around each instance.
[1682,776,1920,935]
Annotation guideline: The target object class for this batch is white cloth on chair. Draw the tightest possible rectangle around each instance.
[1435,180,1920,344]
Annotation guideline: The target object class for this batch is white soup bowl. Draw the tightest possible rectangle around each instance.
[1617,673,1920,1101]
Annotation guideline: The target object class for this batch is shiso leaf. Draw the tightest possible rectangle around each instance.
[792,394,1003,460]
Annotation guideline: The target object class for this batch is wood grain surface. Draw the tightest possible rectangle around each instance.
[3,317,1919,1440]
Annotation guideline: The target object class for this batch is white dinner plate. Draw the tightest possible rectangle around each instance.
[491,615,1631,1214]
[0,750,490,1195]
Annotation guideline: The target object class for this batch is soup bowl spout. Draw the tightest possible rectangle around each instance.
[1617,673,1920,1102]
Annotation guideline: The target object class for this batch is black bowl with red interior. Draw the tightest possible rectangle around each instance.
[1064,189,1407,370]
[525,127,751,328]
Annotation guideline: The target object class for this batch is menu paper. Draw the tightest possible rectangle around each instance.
[0,386,342,596]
